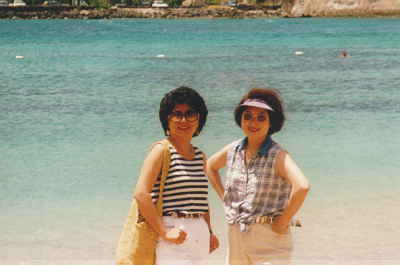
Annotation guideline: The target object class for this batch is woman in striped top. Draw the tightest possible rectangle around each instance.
[151,145,209,215]
[134,86,219,265]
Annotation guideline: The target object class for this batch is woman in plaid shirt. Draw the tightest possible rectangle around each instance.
[206,88,310,265]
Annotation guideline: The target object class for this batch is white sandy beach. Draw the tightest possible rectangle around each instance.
[3,190,400,265]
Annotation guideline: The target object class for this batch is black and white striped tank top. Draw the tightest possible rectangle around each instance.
[151,144,209,215]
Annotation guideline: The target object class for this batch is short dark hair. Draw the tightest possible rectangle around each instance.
[159,86,208,137]
[234,88,285,136]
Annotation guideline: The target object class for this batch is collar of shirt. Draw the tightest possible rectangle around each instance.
[237,136,273,157]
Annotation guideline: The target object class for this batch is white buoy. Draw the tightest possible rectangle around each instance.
[16,55,24,59]
[294,51,304,56]
[156,54,166,58]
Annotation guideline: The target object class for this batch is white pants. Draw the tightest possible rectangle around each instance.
[156,216,210,265]
[227,223,293,265]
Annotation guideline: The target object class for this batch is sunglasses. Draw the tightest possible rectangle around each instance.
[169,110,199,122]
[243,112,268,122]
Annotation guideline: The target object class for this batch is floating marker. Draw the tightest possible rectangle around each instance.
[156,54,166,58]
[16,55,24,59]
[294,51,304,56]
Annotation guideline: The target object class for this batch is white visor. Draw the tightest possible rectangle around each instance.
[240,99,274,111]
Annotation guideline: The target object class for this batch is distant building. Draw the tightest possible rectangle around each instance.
[152,0,168,7]
[10,0,26,6]
[71,0,88,6]
[0,0,9,6]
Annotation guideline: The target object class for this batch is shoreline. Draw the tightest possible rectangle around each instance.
[0,6,285,19]
[2,6,400,19]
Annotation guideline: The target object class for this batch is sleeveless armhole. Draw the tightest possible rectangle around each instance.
[272,144,289,182]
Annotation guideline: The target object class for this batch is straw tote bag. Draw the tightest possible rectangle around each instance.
[116,140,170,265]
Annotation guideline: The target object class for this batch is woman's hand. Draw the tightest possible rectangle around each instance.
[209,233,219,253]
[162,228,187,244]
[271,216,289,235]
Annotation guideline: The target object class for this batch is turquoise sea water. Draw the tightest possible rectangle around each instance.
[1,18,400,265]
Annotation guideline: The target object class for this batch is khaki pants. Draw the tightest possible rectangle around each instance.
[227,223,293,265]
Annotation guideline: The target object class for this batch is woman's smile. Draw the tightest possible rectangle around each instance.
[247,126,260,133]
[177,125,192,131]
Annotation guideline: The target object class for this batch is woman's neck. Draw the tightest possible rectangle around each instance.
[246,136,265,154]
[167,135,194,157]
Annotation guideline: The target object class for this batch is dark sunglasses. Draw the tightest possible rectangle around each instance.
[243,112,268,122]
[169,110,199,122]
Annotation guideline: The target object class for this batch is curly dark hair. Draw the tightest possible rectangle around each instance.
[159,86,208,137]
[234,88,285,136]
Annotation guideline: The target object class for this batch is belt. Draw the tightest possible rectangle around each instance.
[254,215,277,225]
[254,215,302,227]
[165,212,203,219]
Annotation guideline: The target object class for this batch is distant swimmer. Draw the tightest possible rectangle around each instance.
[339,51,349,58]
[294,51,304,56]
[16,55,24,59]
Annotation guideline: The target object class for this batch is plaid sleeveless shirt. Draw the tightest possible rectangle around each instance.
[223,137,292,231]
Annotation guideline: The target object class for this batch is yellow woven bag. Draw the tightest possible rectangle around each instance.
[116,140,170,265]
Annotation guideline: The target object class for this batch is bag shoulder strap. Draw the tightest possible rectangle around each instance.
[150,139,170,215]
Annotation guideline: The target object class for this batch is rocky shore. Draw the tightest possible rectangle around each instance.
[1,1,400,19]
[0,6,286,19]
[290,0,400,17]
